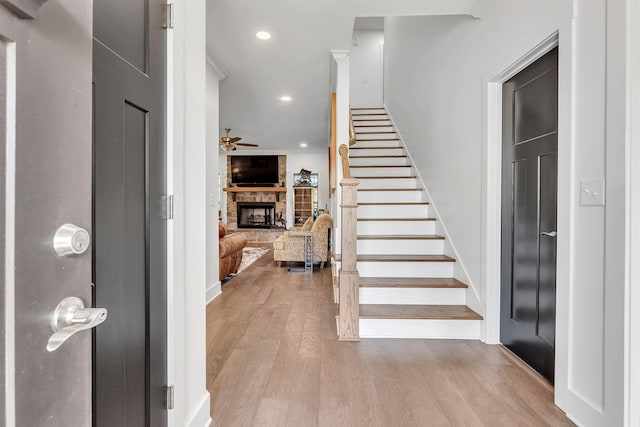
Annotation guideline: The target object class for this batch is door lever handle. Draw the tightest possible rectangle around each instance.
[47,297,107,352]
[540,231,557,237]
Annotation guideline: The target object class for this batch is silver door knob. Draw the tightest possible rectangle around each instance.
[540,231,557,237]
[47,297,107,352]
[53,224,90,257]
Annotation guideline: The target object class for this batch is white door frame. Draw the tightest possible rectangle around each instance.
[484,32,560,345]
[625,0,640,424]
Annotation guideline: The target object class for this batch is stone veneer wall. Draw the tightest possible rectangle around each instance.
[226,155,287,229]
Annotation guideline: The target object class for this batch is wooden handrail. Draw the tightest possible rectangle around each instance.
[349,110,356,146]
[339,144,350,178]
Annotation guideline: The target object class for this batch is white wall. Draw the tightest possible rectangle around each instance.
[384,1,625,425]
[206,63,223,303]
[350,30,384,107]
[168,0,211,426]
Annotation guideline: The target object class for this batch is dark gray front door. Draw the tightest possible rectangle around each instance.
[1,1,94,425]
[92,0,167,425]
[501,47,558,383]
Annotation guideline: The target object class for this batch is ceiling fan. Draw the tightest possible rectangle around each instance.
[219,128,259,151]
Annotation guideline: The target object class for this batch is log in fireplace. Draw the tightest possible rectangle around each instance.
[237,202,276,229]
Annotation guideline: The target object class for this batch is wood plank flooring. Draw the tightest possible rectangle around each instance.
[206,249,573,426]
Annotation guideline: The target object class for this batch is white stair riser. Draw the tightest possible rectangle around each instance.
[359,287,465,305]
[359,319,481,339]
[351,108,385,114]
[357,238,443,255]
[358,190,423,203]
[335,261,453,277]
[349,157,408,166]
[352,115,389,120]
[356,133,397,140]
[352,167,412,177]
[353,121,392,128]
[357,178,416,189]
[353,126,394,133]
[358,204,429,218]
[349,148,404,156]
[354,140,401,148]
[358,220,436,235]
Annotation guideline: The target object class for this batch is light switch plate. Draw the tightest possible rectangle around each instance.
[580,178,605,206]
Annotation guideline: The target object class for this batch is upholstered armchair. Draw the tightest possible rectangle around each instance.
[273,214,333,268]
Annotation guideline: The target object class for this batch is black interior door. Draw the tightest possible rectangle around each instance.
[501,48,558,383]
[92,0,167,425]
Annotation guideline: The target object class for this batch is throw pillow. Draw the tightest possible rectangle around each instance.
[301,216,314,231]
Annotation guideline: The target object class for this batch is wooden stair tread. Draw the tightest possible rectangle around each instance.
[352,113,388,116]
[359,304,482,320]
[349,155,407,159]
[351,107,385,110]
[355,138,400,141]
[350,146,403,150]
[336,254,455,262]
[358,188,423,191]
[359,277,468,288]
[354,175,416,179]
[354,124,392,127]
[357,234,443,240]
[352,119,390,122]
[358,202,428,206]
[352,166,411,168]
[356,131,396,134]
[358,217,436,221]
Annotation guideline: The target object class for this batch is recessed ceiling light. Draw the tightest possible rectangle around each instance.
[299,142,308,148]
[256,31,271,40]
[280,96,292,102]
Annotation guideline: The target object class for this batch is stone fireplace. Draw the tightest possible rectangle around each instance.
[237,202,275,228]
[225,190,286,230]
[225,155,287,233]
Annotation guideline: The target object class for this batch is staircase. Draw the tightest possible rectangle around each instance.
[335,107,482,339]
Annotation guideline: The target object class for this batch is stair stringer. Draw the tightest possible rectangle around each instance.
[382,104,484,323]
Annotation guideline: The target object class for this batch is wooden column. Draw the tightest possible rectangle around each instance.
[339,142,359,340]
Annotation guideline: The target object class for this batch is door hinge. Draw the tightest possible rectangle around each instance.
[167,194,174,220]
[165,385,175,410]
[164,3,174,29]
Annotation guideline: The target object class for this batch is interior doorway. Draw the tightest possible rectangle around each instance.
[500,47,559,383]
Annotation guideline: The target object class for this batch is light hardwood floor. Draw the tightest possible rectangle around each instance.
[206,249,573,426]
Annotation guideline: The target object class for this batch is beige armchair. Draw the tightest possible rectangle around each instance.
[273,214,333,268]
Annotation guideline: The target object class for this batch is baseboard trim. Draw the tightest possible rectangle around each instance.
[187,392,211,427]
[206,281,222,304]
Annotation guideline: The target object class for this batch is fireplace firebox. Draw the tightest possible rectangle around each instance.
[237,202,276,229]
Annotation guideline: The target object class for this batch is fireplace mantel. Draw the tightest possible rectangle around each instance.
[223,187,286,201]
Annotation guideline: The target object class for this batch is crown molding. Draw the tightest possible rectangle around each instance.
[330,50,351,64]
[206,56,227,81]
[0,0,47,19]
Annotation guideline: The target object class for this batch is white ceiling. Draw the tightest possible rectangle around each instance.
[207,0,478,152]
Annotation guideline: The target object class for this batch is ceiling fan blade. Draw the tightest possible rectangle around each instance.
[229,137,242,143]
[235,142,259,147]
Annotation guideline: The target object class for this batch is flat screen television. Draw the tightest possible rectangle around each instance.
[230,155,279,186]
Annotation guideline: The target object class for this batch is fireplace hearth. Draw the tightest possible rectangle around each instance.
[237,202,276,229]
